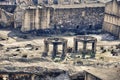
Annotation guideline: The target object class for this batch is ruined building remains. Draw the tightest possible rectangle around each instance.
[74,36,97,58]
[16,0,34,6]
[44,37,67,59]
[0,8,14,27]
[103,0,120,39]
[0,0,16,5]
[20,0,105,32]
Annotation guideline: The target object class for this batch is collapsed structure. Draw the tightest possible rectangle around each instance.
[103,0,120,39]
[43,36,97,59]
[74,36,97,58]
[44,37,67,59]
[0,8,14,27]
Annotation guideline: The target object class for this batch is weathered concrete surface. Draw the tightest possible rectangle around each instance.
[0,8,14,27]
[22,4,104,32]
[103,0,120,39]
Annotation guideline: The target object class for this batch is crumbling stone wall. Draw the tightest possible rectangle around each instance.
[22,5,104,32]
[50,7,104,29]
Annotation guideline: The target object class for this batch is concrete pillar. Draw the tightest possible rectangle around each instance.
[58,0,64,5]
[82,42,87,58]
[85,72,87,80]
[31,74,35,80]
[46,8,50,29]
[70,0,74,5]
[35,8,40,30]
[83,42,87,51]
[91,42,96,58]
[44,41,49,53]
[41,8,50,29]
[92,42,96,53]
[61,41,67,59]
[22,10,30,32]
[74,38,78,53]
[52,43,58,59]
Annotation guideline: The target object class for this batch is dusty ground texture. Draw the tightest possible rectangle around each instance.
[0,30,120,75]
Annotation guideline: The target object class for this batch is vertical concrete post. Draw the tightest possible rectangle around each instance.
[31,74,35,80]
[46,8,50,29]
[61,41,67,59]
[91,41,96,58]
[52,43,58,59]
[44,41,49,53]
[83,42,87,51]
[92,42,96,53]
[21,10,30,32]
[70,0,74,5]
[74,38,78,53]
[82,42,87,58]
[35,7,40,30]
[84,72,87,80]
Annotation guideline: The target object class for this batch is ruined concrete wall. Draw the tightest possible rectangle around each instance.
[40,7,50,29]
[22,7,50,32]
[22,8,35,32]
[0,8,14,27]
[103,22,120,37]
[22,5,104,32]
[14,6,25,29]
[103,0,120,39]
[0,9,8,23]
[50,7,104,29]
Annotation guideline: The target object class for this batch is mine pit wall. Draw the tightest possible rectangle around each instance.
[50,7,104,29]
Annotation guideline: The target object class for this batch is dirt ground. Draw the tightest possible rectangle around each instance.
[0,30,120,73]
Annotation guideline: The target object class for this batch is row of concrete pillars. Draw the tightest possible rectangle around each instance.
[44,40,67,59]
[74,38,97,58]
[44,36,97,59]
[74,39,97,53]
